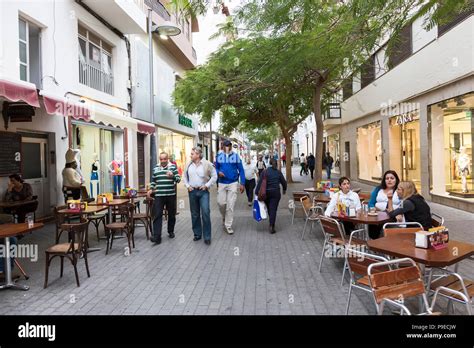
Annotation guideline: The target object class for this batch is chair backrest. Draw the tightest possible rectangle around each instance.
[54,205,68,229]
[117,203,134,227]
[300,196,314,216]
[368,258,425,304]
[345,248,390,280]
[144,197,154,217]
[358,192,371,201]
[319,216,345,241]
[431,212,444,227]
[61,220,89,253]
[293,191,309,203]
[382,222,423,237]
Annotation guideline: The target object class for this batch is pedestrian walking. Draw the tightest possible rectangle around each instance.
[256,155,266,177]
[281,153,286,166]
[299,153,307,176]
[256,158,287,234]
[215,140,245,234]
[243,157,258,206]
[147,152,181,245]
[307,153,316,179]
[183,147,217,245]
[323,152,334,179]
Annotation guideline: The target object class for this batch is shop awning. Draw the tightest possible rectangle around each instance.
[41,93,90,121]
[137,121,156,134]
[0,78,40,107]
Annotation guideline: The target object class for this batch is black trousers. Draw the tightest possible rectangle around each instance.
[264,189,281,226]
[245,178,256,202]
[308,166,315,179]
[368,224,382,239]
[152,195,177,239]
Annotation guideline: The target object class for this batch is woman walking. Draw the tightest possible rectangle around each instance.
[256,159,287,234]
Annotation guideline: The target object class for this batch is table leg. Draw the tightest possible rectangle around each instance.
[0,237,29,291]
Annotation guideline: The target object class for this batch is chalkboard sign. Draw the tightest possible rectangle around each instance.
[0,131,21,176]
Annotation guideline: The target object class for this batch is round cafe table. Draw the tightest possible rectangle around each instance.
[331,211,392,239]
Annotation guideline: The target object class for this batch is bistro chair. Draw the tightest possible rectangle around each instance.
[132,197,153,240]
[300,195,324,240]
[53,205,80,243]
[382,222,423,237]
[344,230,390,314]
[367,258,443,315]
[431,212,445,228]
[426,267,473,315]
[290,191,310,225]
[44,220,90,288]
[88,211,107,242]
[341,228,369,286]
[104,203,135,255]
[318,216,348,273]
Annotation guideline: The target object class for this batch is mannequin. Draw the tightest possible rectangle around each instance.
[108,153,123,195]
[457,146,470,193]
[62,148,83,201]
[90,153,100,198]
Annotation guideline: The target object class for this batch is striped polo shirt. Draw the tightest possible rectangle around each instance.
[150,163,181,196]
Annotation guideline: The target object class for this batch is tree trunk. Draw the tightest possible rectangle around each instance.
[313,83,324,187]
[283,133,293,183]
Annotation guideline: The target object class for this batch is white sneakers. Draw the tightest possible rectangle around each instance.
[225,226,234,234]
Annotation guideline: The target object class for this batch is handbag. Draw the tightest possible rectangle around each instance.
[257,170,267,201]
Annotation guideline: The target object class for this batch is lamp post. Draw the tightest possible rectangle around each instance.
[306,134,309,155]
[148,9,181,176]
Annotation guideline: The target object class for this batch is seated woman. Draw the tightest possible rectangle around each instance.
[368,170,401,239]
[325,177,361,235]
[4,173,34,223]
[387,181,432,230]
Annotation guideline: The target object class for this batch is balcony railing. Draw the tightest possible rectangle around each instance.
[79,60,114,95]
[145,0,171,21]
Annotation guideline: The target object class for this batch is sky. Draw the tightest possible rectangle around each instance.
[192,1,243,66]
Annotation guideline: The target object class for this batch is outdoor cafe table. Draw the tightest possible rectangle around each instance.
[368,233,474,269]
[331,211,392,238]
[0,200,37,222]
[0,222,44,291]
[89,199,130,222]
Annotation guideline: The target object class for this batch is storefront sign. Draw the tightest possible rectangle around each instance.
[178,114,193,128]
[395,113,415,126]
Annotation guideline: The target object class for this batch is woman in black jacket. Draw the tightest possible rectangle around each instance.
[256,159,287,234]
[388,181,432,230]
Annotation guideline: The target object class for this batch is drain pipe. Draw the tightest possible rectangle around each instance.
[74,0,133,114]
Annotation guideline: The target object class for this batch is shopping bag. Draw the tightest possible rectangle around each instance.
[253,196,268,221]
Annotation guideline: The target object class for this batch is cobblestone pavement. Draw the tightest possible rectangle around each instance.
[0,167,472,315]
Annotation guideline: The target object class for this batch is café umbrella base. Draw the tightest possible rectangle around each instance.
[253,196,268,222]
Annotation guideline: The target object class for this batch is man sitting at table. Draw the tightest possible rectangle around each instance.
[324,177,361,235]
[4,173,34,223]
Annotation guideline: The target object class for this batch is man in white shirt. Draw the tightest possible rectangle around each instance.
[243,157,258,206]
[183,147,217,245]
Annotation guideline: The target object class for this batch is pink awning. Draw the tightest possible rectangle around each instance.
[42,95,90,121]
[0,78,40,107]
[137,121,156,134]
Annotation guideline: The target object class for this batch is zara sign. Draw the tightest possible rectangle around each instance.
[395,112,415,126]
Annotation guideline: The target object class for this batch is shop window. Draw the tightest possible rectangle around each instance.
[429,92,474,198]
[357,121,382,182]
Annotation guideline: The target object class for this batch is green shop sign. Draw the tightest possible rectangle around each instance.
[178,114,193,128]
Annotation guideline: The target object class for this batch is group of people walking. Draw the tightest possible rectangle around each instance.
[147,141,287,245]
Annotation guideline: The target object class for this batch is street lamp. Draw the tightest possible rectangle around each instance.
[306,134,309,155]
[148,10,181,176]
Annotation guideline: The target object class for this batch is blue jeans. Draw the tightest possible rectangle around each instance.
[189,189,211,241]
[326,165,332,179]
[113,175,123,195]
[0,237,17,273]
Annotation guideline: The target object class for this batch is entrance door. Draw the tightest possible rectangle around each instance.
[100,129,114,193]
[401,120,421,191]
[21,137,50,218]
[344,141,351,178]
[137,133,145,189]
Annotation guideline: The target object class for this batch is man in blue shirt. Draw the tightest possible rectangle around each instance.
[215,140,245,234]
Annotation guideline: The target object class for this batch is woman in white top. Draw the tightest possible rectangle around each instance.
[325,177,361,235]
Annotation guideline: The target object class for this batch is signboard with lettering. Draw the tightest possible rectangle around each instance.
[178,114,193,128]
[0,131,22,176]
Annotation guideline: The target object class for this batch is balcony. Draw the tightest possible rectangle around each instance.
[80,0,147,33]
[79,60,114,95]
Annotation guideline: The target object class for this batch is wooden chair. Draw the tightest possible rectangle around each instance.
[44,220,90,288]
[300,196,323,240]
[104,203,135,255]
[132,197,153,240]
[382,222,423,237]
[53,205,80,243]
[427,267,473,315]
[345,231,390,314]
[290,191,309,225]
[431,212,444,228]
[318,216,348,273]
[88,212,107,242]
[368,258,442,315]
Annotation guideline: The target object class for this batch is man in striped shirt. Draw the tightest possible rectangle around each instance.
[147,152,181,244]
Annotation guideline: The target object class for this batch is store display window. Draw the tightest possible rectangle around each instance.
[357,121,383,182]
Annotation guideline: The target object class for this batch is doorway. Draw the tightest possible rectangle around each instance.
[21,136,50,218]
[137,133,145,189]
[344,141,351,178]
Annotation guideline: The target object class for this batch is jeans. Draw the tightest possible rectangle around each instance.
[152,195,177,239]
[325,165,332,179]
[264,189,281,226]
[189,189,211,241]
[113,175,123,195]
[0,237,17,273]
[245,178,256,202]
[300,164,307,176]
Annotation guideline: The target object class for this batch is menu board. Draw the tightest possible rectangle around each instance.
[0,131,21,176]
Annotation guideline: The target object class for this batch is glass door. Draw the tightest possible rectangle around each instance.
[401,120,421,191]
[100,129,114,193]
